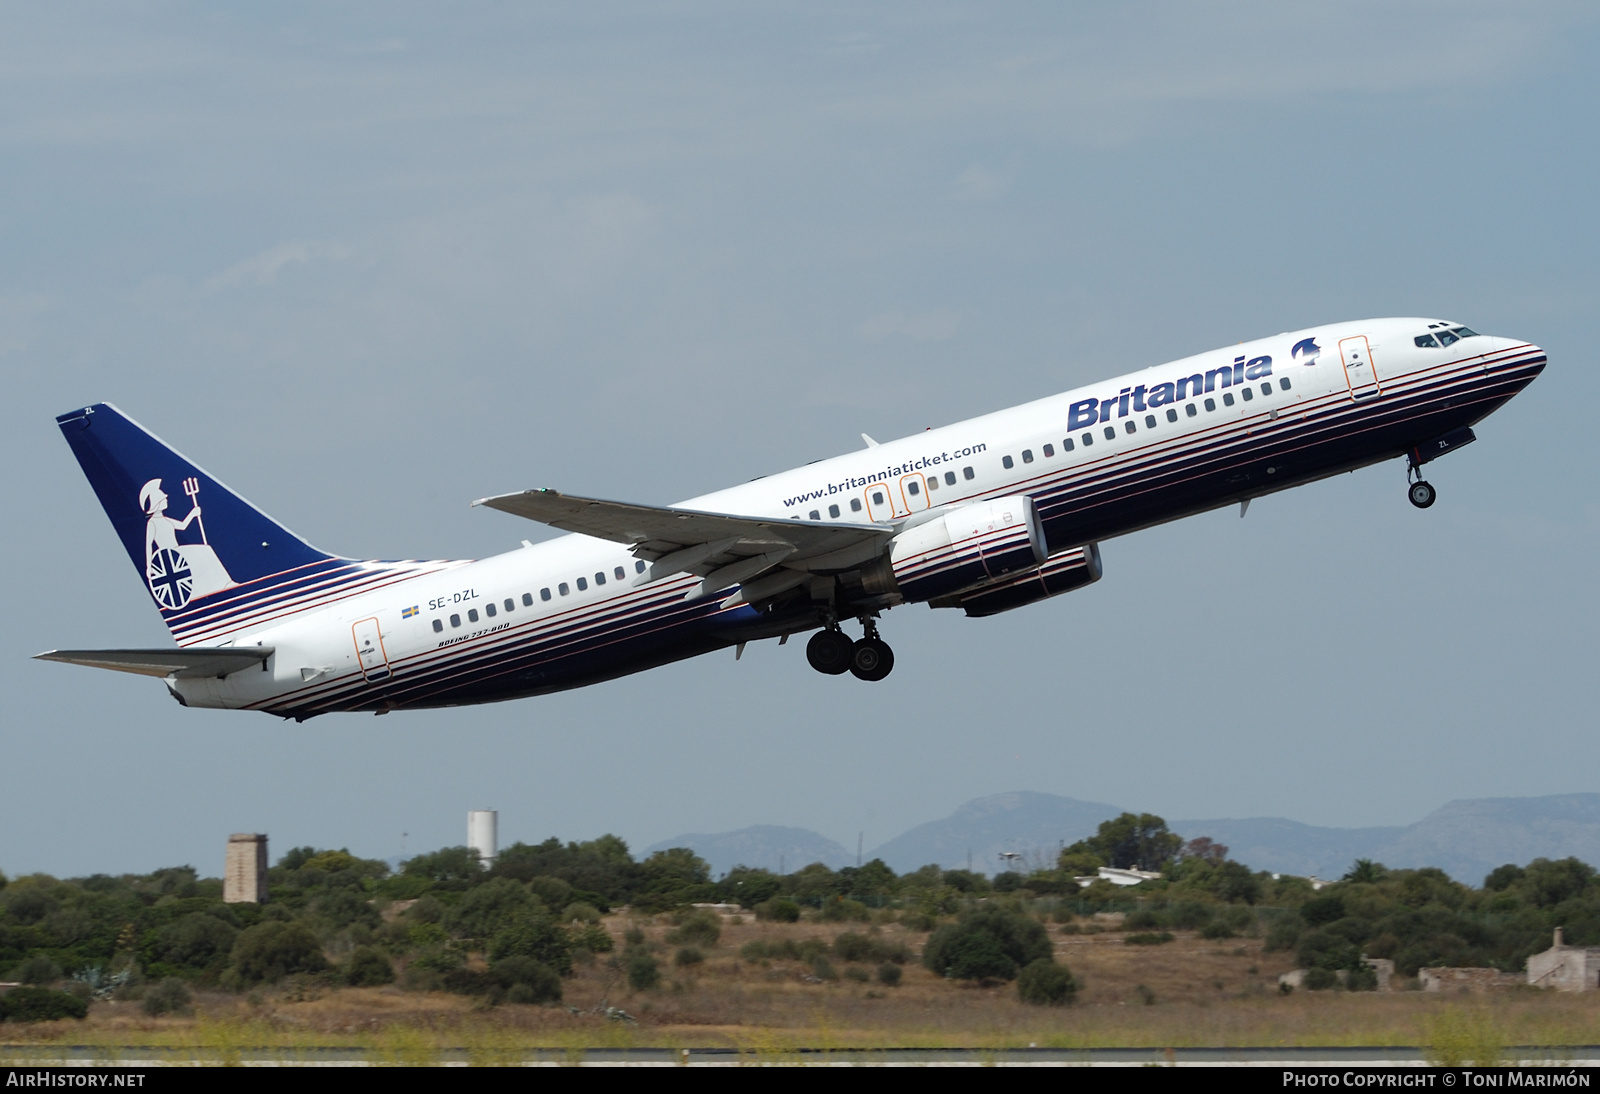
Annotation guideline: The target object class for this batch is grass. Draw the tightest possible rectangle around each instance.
[2,913,1597,1061]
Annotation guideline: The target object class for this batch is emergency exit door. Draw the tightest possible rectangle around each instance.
[352,617,392,683]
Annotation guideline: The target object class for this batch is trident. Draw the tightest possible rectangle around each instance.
[183,476,208,544]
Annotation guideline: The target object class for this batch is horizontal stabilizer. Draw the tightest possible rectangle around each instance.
[34,647,274,679]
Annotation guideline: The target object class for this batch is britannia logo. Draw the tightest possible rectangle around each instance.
[140,477,235,610]
[1291,337,1321,365]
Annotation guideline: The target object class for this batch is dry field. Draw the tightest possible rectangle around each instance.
[4,912,1599,1057]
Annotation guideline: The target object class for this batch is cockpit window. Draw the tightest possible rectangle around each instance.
[1452,326,1478,338]
[1414,334,1439,348]
[1436,329,1459,347]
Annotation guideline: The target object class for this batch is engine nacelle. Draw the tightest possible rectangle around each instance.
[889,495,1047,604]
[943,543,1103,617]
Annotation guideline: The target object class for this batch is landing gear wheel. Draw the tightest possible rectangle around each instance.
[806,629,853,675]
[849,638,895,682]
[1408,480,1437,509]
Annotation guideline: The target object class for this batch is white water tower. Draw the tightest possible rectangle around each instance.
[468,809,498,867]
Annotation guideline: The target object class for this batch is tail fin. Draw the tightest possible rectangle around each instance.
[57,403,336,622]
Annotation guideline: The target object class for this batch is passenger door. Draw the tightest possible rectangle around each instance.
[1339,335,1381,400]
[899,473,930,515]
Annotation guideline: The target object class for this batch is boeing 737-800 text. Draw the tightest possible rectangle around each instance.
[37,317,1544,719]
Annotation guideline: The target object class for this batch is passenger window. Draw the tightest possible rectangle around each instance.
[432,619,443,633]
[829,503,841,518]
[485,602,496,617]
[1103,426,1115,441]
[504,598,514,612]
[1062,437,1074,451]
[850,498,862,511]
[809,509,820,520]
[1081,432,1093,446]
[1124,421,1136,434]
[540,588,551,601]
[1261,383,1272,396]
[907,480,920,496]
[450,613,461,628]
[558,582,569,596]
[1241,387,1253,401]
[1205,398,1217,411]
[467,608,479,623]
[576,577,587,591]
[594,572,605,586]
[963,466,975,480]
[1043,444,1054,458]
[1415,334,1439,348]
[872,490,885,504]
[945,471,957,485]
[1002,455,1014,469]
[635,560,646,573]
[615,566,625,580]
[1166,409,1178,423]
[1279,377,1292,391]
[1186,403,1198,417]
[927,476,939,491]
[1145,415,1156,428]
[1021,450,1033,464]
[1437,330,1459,346]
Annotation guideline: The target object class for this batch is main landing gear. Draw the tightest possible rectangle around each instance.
[806,616,895,682]
[1406,455,1437,509]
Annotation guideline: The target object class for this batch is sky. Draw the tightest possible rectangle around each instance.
[4,2,1598,878]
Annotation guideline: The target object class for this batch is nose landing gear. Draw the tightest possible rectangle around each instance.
[804,615,895,681]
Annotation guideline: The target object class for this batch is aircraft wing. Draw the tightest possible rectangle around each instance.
[35,647,275,679]
[472,488,894,602]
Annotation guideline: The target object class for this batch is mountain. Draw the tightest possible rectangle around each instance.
[1369,794,1600,884]
[866,791,1123,874]
[644,825,853,877]
[1169,816,1405,880]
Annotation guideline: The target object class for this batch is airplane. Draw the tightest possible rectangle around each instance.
[36,317,1544,720]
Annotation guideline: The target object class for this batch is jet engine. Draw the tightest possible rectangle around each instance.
[884,495,1047,604]
[938,543,1103,617]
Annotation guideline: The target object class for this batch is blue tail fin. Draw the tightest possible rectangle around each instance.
[57,404,335,618]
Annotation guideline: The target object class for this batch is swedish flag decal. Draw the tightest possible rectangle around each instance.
[401,605,419,619]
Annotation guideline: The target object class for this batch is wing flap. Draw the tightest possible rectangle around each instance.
[35,647,274,679]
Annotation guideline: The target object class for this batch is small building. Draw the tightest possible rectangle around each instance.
[224,833,268,904]
[1527,928,1600,991]
[1419,966,1521,992]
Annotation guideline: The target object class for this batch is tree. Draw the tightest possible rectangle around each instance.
[1064,813,1183,872]
[402,847,483,890]
[1342,859,1387,884]
[345,947,395,987]
[1181,838,1229,864]
[488,906,573,975]
[445,878,535,940]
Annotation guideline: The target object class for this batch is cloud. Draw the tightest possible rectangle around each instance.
[205,241,350,290]
[858,308,960,342]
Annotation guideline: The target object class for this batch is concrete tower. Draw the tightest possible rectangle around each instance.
[224,833,268,903]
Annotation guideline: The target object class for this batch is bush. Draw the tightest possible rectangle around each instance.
[810,956,836,981]
[0,987,89,1022]
[230,921,328,985]
[527,876,573,909]
[674,947,704,967]
[563,902,601,923]
[877,963,903,987]
[819,898,870,923]
[625,950,660,991]
[14,955,61,985]
[754,898,801,923]
[345,947,395,987]
[1124,932,1175,946]
[845,966,870,982]
[1199,922,1236,939]
[491,956,561,1004]
[665,911,721,947]
[141,978,193,1017]
[923,908,1053,982]
[1017,959,1076,1006]
[1304,967,1340,991]
[488,906,573,975]
[834,932,911,965]
[570,923,614,954]
[447,878,536,940]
